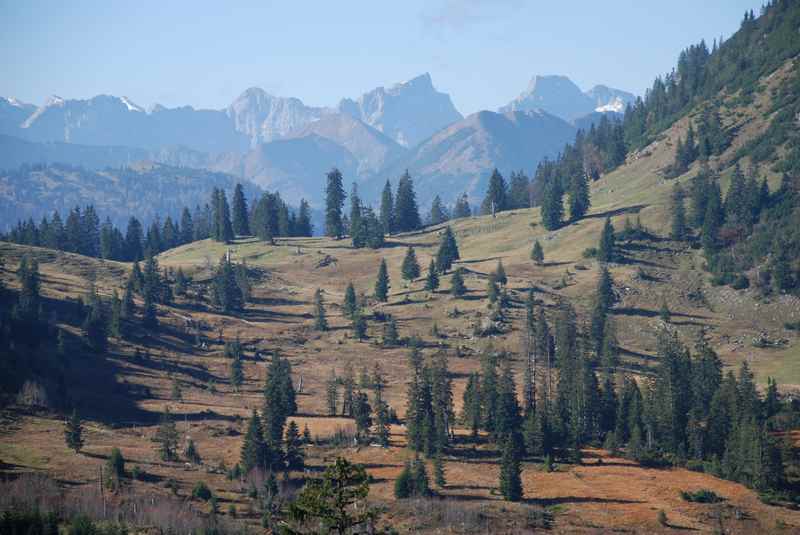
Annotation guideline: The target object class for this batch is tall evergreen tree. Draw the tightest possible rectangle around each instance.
[671,183,688,240]
[401,247,421,282]
[232,183,250,236]
[374,259,390,302]
[450,268,466,297]
[509,171,531,209]
[597,218,617,263]
[429,195,448,225]
[212,255,244,312]
[452,193,472,219]
[481,169,508,215]
[379,180,395,234]
[568,173,591,221]
[64,409,84,453]
[435,226,460,273]
[296,199,313,237]
[541,178,564,231]
[241,409,270,474]
[325,168,347,238]
[425,260,440,292]
[313,288,328,331]
[155,407,179,461]
[499,433,523,501]
[394,171,421,232]
[531,240,544,265]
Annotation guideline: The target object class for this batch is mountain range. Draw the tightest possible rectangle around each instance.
[0,74,634,212]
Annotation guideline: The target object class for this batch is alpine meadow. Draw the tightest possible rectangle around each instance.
[3,1,800,534]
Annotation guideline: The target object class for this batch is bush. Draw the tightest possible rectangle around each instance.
[582,247,598,259]
[685,460,705,473]
[657,510,668,526]
[732,274,750,289]
[191,481,212,501]
[680,489,724,503]
[785,321,800,332]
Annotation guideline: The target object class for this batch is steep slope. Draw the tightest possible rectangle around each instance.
[0,97,36,137]
[338,73,462,148]
[19,95,247,153]
[500,75,635,121]
[210,134,358,206]
[226,87,331,146]
[372,109,576,206]
[290,112,406,176]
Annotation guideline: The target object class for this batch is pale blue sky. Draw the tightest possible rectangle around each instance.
[1,0,763,115]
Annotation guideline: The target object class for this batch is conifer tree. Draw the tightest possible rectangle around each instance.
[412,458,431,496]
[230,352,244,392]
[450,268,466,298]
[352,311,367,340]
[296,199,313,237]
[373,366,390,447]
[433,451,446,487]
[382,316,399,347]
[155,407,179,461]
[462,373,481,438]
[541,178,564,230]
[109,290,122,338]
[324,168,346,238]
[374,259,390,302]
[597,218,616,263]
[429,195,448,225]
[531,240,544,265]
[568,172,590,221]
[394,171,421,232]
[284,421,304,470]
[262,353,297,450]
[232,183,250,236]
[435,226,460,273]
[241,409,269,474]
[509,171,531,209]
[481,169,508,215]
[184,438,201,464]
[212,255,244,312]
[326,368,338,416]
[702,181,723,251]
[213,188,235,243]
[499,433,523,501]
[349,183,363,246]
[671,183,688,240]
[494,261,507,286]
[380,180,395,234]
[313,289,328,331]
[401,247,421,282]
[425,260,440,291]
[452,193,472,219]
[342,283,357,319]
[64,409,84,453]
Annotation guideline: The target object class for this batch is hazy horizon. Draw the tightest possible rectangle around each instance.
[2,0,763,115]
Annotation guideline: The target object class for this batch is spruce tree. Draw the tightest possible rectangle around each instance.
[702,181,723,252]
[452,193,472,219]
[184,438,201,464]
[394,171,421,232]
[241,409,269,474]
[230,352,244,392]
[429,195,448,225]
[450,268,466,297]
[541,178,564,230]
[597,218,616,263]
[380,180,395,234]
[155,407,179,461]
[568,172,590,221]
[232,183,250,236]
[374,259,390,302]
[325,168,346,238]
[262,353,297,450]
[671,183,688,240]
[212,255,244,312]
[494,261,507,286]
[296,199,313,237]
[352,311,367,340]
[401,247,421,282]
[109,290,122,338]
[499,434,523,501]
[284,421,304,470]
[343,283,357,319]
[326,368,338,416]
[313,289,328,331]
[433,451,446,488]
[481,169,508,215]
[382,316,400,347]
[509,170,531,209]
[435,226,460,273]
[425,260,440,291]
[531,240,544,265]
[64,409,84,453]
[349,183,364,247]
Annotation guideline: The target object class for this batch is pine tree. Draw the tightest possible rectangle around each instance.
[349,182,363,247]
[450,268,466,297]
[435,226,460,273]
[64,409,84,453]
[541,178,564,230]
[374,259,390,302]
[312,288,328,331]
[326,368,338,416]
[597,218,616,263]
[380,180,395,234]
[568,173,590,221]
[262,353,297,450]
[462,373,481,437]
[452,193,472,219]
[232,183,250,236]
[509,170,531,209]
[184,438,201,464]
[382,316,399,347]
[671,183,688,240]
[531,240,544,265]
[499,434,523,501]
[429,195,448,225]
[109,290,122,338]
[494,261,507,287]
[481,169,508,215]
[394,171,421,232]
[394,462,414,498]
[412,458,431,496]
[425,260,440,291]
[241,409,269,474]
[401,247,421,282]
[230,352,244,392]
[343,283,358,319]
[352,311,367,340]
[155,407,179,461]
[702,180,723,251]
[180,207,194,244]
[296,199,313,237]
[213,188,234,243]
[212,255,244,312]
[325,168,346,238]
[433,451,446,487]
[373,373,391,447]
[352,391,372,443]
[284,421,304,470]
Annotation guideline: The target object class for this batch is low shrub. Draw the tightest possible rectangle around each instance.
[680,489,724,503]
[191,481,212,501]
[582,247,598,259]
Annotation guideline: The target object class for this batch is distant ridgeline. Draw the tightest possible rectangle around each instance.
[1,167,314,261]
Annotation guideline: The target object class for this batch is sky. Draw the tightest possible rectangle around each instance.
[1,0,764,115]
